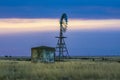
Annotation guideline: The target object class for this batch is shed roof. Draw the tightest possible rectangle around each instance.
[31,46,55,51]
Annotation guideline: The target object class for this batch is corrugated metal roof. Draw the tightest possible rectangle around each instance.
[31,46,55,51]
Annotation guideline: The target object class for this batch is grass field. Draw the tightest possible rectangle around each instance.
[0,60,120,80]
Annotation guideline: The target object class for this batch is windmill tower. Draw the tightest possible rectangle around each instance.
[56,13,69,60]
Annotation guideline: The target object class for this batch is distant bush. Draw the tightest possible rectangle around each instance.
[4,55,8,58]
[117,61,120,63]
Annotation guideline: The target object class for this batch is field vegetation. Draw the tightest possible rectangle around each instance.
[0,60,120,80]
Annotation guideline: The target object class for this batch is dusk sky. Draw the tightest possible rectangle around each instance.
[0,0,120,56]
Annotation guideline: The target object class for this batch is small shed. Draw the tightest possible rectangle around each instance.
[31,46,55,62]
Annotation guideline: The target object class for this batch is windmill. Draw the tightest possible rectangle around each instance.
[56,13,69,60]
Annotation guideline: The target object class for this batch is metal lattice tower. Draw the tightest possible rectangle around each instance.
[56,13,69,60]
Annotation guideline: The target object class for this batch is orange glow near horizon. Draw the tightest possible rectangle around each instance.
[0,18,120,34]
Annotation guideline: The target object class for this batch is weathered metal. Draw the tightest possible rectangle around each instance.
[31,46,55,63]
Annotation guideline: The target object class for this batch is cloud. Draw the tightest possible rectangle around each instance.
[0,18,120,35]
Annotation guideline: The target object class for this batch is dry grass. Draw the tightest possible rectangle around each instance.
[0,60,120,80]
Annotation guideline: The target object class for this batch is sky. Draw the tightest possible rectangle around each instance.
[0,0,120,56]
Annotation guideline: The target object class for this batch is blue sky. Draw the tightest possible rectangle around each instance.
[0,0,120,56]
[0,0,120,18]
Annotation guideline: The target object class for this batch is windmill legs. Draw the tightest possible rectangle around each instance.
[56,37,69,60]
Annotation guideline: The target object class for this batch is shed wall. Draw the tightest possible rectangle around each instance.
[31,48,55,62]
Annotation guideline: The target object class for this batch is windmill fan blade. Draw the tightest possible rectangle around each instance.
[60,13,68,32]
